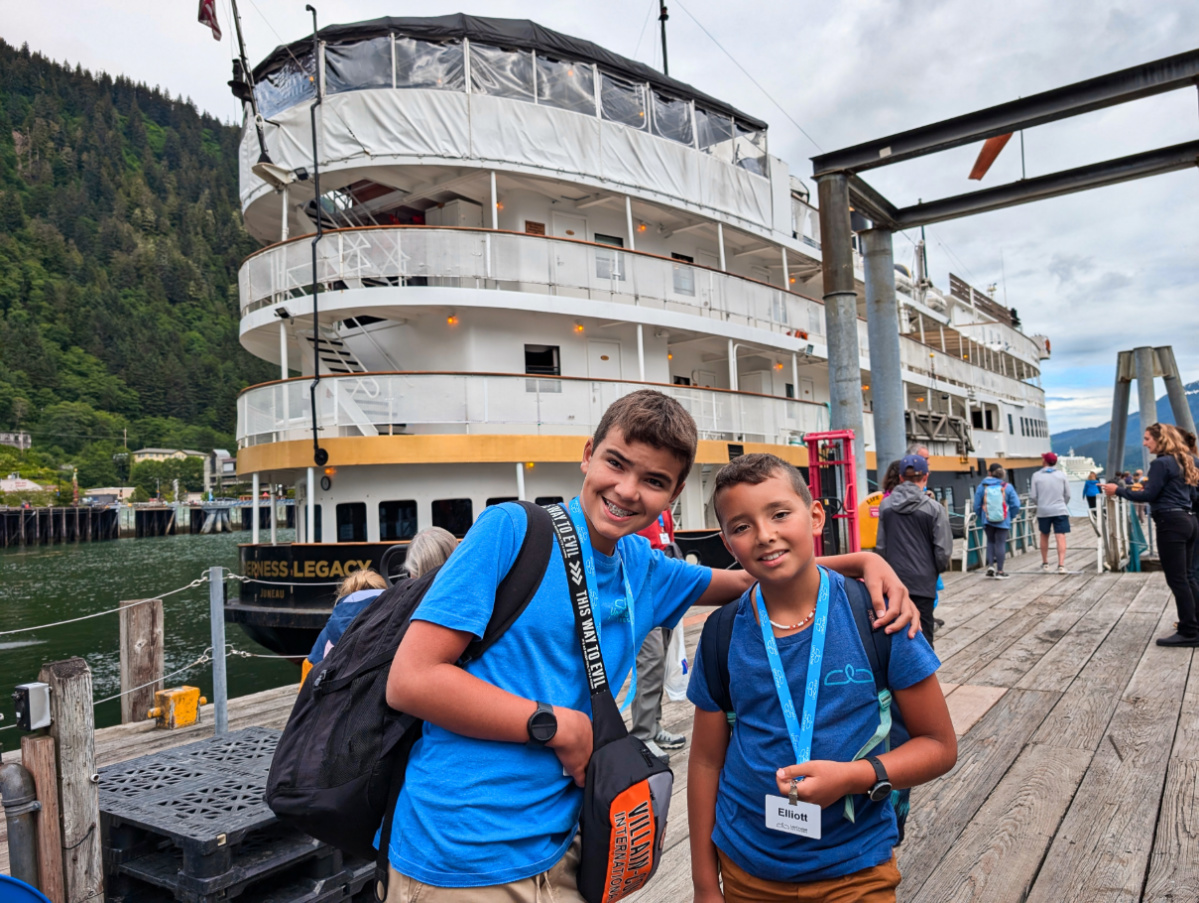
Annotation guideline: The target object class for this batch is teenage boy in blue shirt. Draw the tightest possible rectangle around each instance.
[385,391,921,902]
[688,453,956,903]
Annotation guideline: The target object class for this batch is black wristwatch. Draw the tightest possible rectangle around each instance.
[864,755,893,802]
[526,702,557,748]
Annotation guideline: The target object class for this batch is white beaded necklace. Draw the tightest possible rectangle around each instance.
[753,587,816,631]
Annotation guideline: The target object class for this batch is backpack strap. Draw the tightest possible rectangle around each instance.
[841,576,894,824]
[699,598,739,717]
[462,501,554,663]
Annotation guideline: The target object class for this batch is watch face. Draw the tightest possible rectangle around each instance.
[868,781,893,803]
[529,709,557,743]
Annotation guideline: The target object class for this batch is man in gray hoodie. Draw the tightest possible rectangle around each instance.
[876,454,953,647]
[1030,451,1071,574]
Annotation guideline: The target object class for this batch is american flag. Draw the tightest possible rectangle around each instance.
[198,0,222,41]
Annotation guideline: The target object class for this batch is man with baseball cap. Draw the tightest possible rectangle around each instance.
[876,454,953,647]
[1030,451,1071,574]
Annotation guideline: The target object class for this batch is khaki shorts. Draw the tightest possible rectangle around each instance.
[385,835,583,903]
[718,848,901,903]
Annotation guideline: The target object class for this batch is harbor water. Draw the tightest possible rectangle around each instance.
[0,530,301,738]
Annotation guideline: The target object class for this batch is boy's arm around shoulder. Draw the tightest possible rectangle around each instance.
[688,707,730,903]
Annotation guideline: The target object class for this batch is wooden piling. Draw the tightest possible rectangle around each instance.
[119,598,164,724]
[39,657,103,903]
[20,734,67,903]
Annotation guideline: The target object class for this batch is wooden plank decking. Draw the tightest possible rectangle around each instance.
[3,532,1196,901]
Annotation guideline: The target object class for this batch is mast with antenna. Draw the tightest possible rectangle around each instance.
[305,3,327,468]
[229,0,272,164]
[659,2,669,76]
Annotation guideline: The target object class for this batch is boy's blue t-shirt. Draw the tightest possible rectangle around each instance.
[688,569,940,883]
[390,501,712,887]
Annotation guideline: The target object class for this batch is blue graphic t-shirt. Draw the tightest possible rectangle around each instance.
[688,569,940,883]
[391,501,712,887]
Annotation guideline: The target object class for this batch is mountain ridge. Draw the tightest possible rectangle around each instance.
[1052,380,1199,469]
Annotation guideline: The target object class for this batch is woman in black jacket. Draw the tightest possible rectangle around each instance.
[1104,422,1199,646]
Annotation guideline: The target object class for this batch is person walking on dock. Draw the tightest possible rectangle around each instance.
[974,463,1021,579]
[1031,452,1071,574]
[1083,472,1101,511]
[877,454,953,648]
[1104,423,1199,647]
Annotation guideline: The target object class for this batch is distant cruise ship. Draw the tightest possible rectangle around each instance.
[1057,450,1102,481]
[223,14,1054,655]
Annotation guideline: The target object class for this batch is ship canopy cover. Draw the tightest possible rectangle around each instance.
[247,13,767,130]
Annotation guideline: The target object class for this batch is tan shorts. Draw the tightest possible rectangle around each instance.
[384,835,583,903]
[718,848,901,903]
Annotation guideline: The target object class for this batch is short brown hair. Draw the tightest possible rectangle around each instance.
[593,390,698,484]
[713,453,811,522]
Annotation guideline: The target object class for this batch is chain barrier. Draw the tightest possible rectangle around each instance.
[0,575,211,638]
[225,643,303,661]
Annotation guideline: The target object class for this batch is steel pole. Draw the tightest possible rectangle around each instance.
[1134,345,1158,472]
[816,173,867,498]
[1107,362,1131,476]
[251,473,260,544]
[862,228,906,480]
[0,763,41,889]
[208,565,228,734]
[1157,345,1197,436]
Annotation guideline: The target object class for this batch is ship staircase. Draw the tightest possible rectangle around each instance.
[302,320,403,438]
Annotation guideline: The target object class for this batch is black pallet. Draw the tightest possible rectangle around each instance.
[101,728,350,902]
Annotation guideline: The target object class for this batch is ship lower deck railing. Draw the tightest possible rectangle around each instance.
[236,371,827,448]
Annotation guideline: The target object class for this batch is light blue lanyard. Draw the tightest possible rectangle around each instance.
[754,566,830,765]
[566,498,638,711]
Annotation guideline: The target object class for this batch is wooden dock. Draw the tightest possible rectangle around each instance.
[3,538,1195,901]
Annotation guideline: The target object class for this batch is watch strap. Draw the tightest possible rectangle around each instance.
[526,701,555,747]
[864,754,888,786]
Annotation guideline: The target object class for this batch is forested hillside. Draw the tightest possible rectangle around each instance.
[0,39,273,494]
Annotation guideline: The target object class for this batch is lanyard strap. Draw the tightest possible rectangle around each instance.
[550,501,639,716]
[754,567,830,765]
[566,498,637,710]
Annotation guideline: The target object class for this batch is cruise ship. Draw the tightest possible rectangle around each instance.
[227,14,1053,655]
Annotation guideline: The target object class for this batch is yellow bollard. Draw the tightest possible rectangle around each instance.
[146,686,207,729]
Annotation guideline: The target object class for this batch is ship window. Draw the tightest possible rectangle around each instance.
[469,43,534,101]
[310,503,322,543]
[394,37,464,91]
[336,502,368,542]
[325,38,392,95]
[650,91,694,146]
[254,53,318,119]
[379,500,418,541]
[486,497,518,507]
[600,72,647,129]
[432,498,474,537]
[524,344,561,376]
[593,233,625,281]
[732,120,767,176]
[674,376,692,386]
[696,106,735,160]
[535,496,564,505]
[1008,413,1014,435]
[785,383,795,398]
[671,253,695,297]
[536,56,595,115]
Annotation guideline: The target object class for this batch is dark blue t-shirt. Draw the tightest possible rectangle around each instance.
[688,568,940,882]
[391,501,712,886]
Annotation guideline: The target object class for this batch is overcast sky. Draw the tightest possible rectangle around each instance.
[5,0,1196,431]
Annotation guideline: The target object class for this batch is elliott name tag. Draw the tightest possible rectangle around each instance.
[765,794,821,838]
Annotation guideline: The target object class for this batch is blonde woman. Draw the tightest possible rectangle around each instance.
[1104,423,1199,647]
[307,567,388,664]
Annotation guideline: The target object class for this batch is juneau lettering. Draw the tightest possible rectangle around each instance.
[778,806,809,822]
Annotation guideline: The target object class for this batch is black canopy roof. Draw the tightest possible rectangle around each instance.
[249,13,767,130]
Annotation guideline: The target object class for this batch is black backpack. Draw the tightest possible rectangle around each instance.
[698,576,912,842]
[265,501,553,896]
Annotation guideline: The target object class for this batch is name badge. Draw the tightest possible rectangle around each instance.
[765,794,821,838]
[659,532,670,546]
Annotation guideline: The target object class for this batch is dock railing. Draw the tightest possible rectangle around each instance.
[958,497,1039,572]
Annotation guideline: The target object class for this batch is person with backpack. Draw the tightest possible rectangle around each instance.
[371,391,921,902]
[973,464,1022,579]
[875,455,953,648]
[687,453,956,903]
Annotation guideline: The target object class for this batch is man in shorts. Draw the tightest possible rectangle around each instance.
[1030,452,1071,574]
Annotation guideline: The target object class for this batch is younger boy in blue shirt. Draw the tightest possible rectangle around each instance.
[688,453,956,902]
[384,392,921,901]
